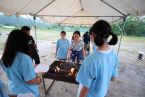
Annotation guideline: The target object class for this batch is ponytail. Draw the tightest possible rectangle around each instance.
[108,32,118,45]
[94,36,104,46]
[90,20,118,46]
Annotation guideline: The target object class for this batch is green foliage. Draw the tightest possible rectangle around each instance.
[1,14,145,37]
[112,16,145,37]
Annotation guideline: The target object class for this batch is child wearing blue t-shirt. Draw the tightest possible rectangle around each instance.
[1,30,41,97]
[76,20,119,97]
[56,31,70,61]
[0,64,9,97]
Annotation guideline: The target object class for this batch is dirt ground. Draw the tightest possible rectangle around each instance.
[1,39,145,97]
[37,40,145,97]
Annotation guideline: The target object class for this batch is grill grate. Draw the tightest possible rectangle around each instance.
[42,61,81,84]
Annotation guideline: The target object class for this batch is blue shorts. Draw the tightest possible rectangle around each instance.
[71,50,83,63]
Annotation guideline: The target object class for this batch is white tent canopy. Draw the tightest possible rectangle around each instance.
[0,0,145,25]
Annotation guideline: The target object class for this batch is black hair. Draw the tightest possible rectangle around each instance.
[73,31,81,37]
[61,31,66,35]
[86,31,89,34]
[21,26,30,32]
[90,20,118,46]
[72,31,81,40]
[1,30,30,68]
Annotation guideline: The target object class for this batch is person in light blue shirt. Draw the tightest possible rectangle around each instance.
[89,34,98,53]
[0,65,9,97]
[76,20,119,97]
[1,30,41,97]
[56,31,70,60]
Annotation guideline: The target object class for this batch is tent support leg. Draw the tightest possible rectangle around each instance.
[33,16,38,46]
[116,17,127,55]
[16,12,19,28]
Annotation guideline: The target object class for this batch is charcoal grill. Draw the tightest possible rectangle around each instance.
[42,61,81,95]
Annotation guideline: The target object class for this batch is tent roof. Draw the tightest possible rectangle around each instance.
[0,0,145,25]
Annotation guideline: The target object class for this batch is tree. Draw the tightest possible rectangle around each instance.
[111,16,145,37]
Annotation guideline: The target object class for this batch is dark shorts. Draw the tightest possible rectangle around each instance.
[71,50,83,63]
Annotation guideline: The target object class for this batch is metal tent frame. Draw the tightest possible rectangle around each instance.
[31,0,127,55]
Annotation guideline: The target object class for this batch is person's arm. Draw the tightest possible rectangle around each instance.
[66,40,70,57]
[20,54,42,85]
[67,48,71,61]
[82,49,85,58]
[76,56,96,96]
[56,48,58,57]
[67,41,72,60]
[111,67,117,81]
[55,40,59,57]
[26,77,42,85]
[111,56,119,81]
[82,43,86,58]
[79,86,89,97]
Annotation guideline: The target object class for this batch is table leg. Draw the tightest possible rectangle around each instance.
[47,80,56,96]
[42,77,56,96]
[42,77,47,94]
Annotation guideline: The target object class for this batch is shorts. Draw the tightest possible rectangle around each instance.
[71,50,83,63]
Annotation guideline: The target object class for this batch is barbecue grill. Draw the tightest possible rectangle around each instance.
[42,61,81,95]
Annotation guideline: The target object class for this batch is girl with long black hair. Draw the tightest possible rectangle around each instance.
[76,20,119,97]
[1,30,41,97]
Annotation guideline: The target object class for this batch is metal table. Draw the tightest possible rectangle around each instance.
[42,61,80,95]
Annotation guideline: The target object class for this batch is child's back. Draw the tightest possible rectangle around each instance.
[77,48,118,97]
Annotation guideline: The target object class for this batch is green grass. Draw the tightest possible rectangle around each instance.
[31,30,75,41]
[0,27,145,54]
[121,36,145,43]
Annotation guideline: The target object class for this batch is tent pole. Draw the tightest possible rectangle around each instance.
[27,15,34,26]
[59,24,63,31]
[16,16,19,28]
[16,12,19,28]
[36,15,123,18]
[100,0,126,16]
[79,0,83,10]
[33,16,38,46]
[117,16,127,55]
[35,0,55,15]
[60,9,83,24]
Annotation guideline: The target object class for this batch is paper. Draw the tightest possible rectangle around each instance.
[0,55,2,59]
[17,93,35,97]
[77,84,83,97]
[35,64,49,73]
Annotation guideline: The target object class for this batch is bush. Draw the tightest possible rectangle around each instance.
[111,16,145,37]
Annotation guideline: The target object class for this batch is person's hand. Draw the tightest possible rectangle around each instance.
[36,77,42,84]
